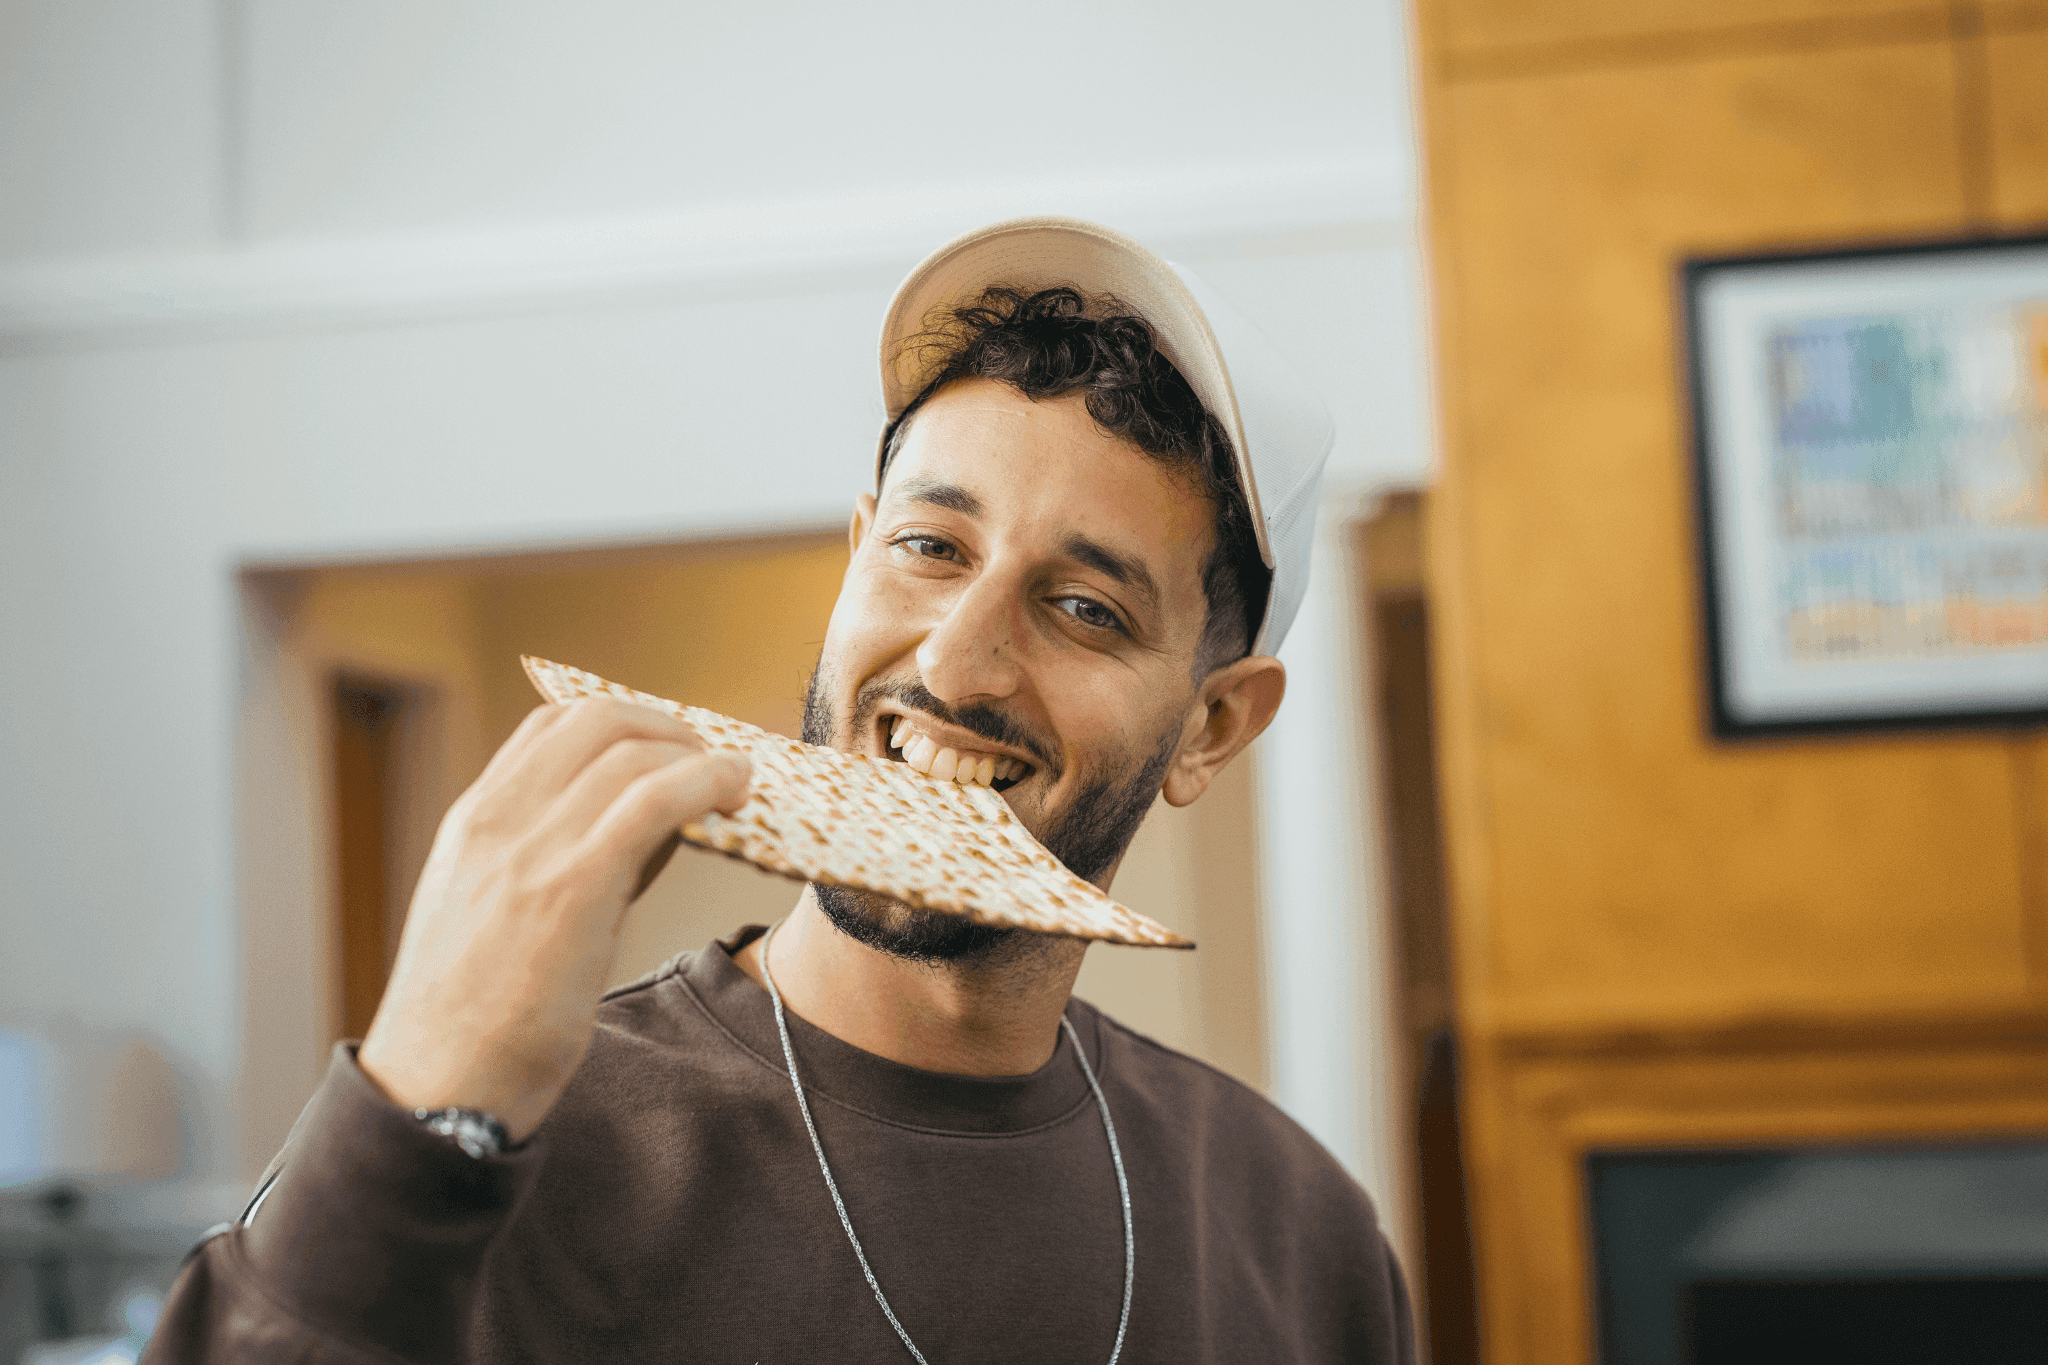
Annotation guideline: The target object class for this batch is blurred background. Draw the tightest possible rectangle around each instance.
[2,1,2046,1363]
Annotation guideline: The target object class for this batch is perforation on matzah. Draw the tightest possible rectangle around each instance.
[523,656,1192,949]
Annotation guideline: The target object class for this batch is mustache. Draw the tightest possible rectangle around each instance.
[854,678,1062,782]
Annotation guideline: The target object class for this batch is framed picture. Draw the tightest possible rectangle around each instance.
[1685,234,2048,738]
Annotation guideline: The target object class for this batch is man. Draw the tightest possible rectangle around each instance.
[147,217,1415,1363]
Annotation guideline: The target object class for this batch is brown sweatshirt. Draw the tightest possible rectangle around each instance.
[146,927,1416,1364]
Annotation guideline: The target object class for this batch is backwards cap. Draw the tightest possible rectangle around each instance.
[877,215,1334,657]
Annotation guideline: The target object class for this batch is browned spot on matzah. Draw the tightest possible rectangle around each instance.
[522,656,1192,948]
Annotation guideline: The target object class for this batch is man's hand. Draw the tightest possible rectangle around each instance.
[358,698,751,1141]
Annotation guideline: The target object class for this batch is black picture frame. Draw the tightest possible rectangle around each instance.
[1682,232,2048,740]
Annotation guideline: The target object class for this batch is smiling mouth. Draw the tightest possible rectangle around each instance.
[880,715,1033,792]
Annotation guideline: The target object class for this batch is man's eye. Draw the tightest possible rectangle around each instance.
[1059,596,1123,632]
[895,535,956,560]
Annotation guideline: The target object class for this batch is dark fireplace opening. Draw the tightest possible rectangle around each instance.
[1588,1143,2048,1365]
[1685,1276,2045,1362]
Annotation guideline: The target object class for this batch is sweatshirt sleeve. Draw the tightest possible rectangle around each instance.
[142,1044,545,1365]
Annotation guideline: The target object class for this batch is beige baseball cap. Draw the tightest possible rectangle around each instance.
[877,215,1335,658]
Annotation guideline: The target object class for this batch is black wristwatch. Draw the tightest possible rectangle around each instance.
[412,1106,511,1159]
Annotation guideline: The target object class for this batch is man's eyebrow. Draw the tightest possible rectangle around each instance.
[1062,534,1160,611]
[886,476,983,517]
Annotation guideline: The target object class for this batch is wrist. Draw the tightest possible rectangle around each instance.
[357,1038,491,1118]
[358,1037,555,1143]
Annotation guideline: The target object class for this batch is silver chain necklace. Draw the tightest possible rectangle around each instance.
[757,922,1135,1365]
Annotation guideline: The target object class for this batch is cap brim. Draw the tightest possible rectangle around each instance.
[877,216,1272,571]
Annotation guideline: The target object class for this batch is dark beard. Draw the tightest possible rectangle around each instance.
[800,663,1175,964]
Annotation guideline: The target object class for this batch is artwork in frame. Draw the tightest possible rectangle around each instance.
[1685,234,2048,738]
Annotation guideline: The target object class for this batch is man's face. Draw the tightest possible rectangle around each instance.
[802,377,1220,960]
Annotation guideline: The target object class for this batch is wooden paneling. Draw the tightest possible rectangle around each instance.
[2018,736,2048,977]
[1986,20,2048,223]
[1428,0,1943,66]
[1439,38,2027,1029]
[1412,4,2048,1363]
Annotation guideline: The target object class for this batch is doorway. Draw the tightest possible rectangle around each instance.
[329,673,417,1041]
[1360,490,1480,1364]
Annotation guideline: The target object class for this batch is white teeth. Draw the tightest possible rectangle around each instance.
[890,725,1023,788]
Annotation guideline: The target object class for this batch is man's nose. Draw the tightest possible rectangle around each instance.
[915,574,1023,706]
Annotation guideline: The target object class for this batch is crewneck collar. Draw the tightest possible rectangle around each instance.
[673,925,1104,1136]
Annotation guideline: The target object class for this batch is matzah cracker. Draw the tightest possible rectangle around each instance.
[523,656,1192,948]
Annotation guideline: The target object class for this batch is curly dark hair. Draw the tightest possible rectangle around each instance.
[879,286,1269,672]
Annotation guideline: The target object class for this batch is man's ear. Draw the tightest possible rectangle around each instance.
[849,492,877,559]
[1161,656,1286,808]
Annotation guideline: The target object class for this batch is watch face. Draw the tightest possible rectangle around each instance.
[414,1107,508,1159]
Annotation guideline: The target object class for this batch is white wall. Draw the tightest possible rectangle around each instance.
[0,0,1432,1224]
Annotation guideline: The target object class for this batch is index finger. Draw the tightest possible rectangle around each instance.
[471,701,575,788]
[479,697,710,828]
